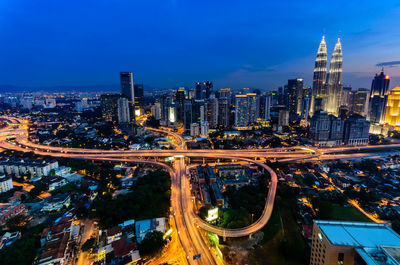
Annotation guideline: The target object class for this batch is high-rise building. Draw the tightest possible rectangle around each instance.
[259,94,272,121]
[325,38,343,116]
[234,93,258,128]
[101,94,120,122]
[184,99,205,132]
[343,115,370,145]
[195,81,213,99]
[278,109,289,127]
[384,86,400,130]
[341,86,352,106]
[117,97,130,124]
[217,98,230,127]
[120,72,135,121]
[175,88,186,122]
[309,111,344,146]
[206,97,218,128]
[217,88,232,99]
[151,102,161,120]
[284,78,304,115]
[350,88,369,117]
[200,121,209,137]
[134,84,144,112]
[310,36,328,116]
[310,220,400,265]
[190,122,200,137]
[369,70,390,124]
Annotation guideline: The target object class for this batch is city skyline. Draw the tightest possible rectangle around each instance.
[0,1,400,91]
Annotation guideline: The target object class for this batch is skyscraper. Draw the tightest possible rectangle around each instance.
[310,36,328,116]
[284,78,304,115]
[117,97,130,124]
[234,93,258,128]
[350,88,369,117]
[368,70,390,124]
[134,83,144,109]
[101,94,120,122]
[195,81,213,99]
[326,38,343,116]
[120,72,135,121]
[384,86,400,130]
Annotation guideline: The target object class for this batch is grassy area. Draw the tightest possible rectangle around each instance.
[315,200,370,222]
[249,196,309,265]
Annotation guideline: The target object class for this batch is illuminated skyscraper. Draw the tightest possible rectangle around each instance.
[326,38,343,116]
[310,36,328,116]
[368,70,390,123]
[120,72,135,122]
[384,87,400,130]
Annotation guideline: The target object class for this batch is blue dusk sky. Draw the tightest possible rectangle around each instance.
[0,0,400,91]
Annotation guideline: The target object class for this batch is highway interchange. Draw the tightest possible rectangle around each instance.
[1,116,400,264]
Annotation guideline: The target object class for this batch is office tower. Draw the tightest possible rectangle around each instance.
[247,93,258,124]
[326,38,343,116]
[343,115,370,145]
[101,94,120,122]
[384,86,400,130]
[235,95,249,127]
[200,121,209,137]
[309,111,343,146]
[301,97,310,121]
[310,36,328,116]
[195,81,213,99]
[283,78,304,117]
[217,98,230,127]
[190,123,200,137]
[350,88,369,117]
[168,104,177,124]
[310,220,400,265]
[134,83,144,110]
[265,94,271,120]
[206,97,218,128]
[234,93,258,128]
[341,86,352,106]
[217,88,232,99]
[117,97,130,124]
[259,94,271,121]
[160,94,173,124]
[188,88,195,99]
[278,110,289,127]
[151,102,161,120]
[120,72,135,121]
[184,99,205,132]
[175,88,186,122]
[369,70,390,123]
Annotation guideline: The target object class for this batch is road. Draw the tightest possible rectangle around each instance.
[1,116,399,263]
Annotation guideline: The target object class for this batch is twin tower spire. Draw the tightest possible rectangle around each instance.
[310,35,343,117]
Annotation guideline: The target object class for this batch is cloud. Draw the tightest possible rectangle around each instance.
[242,64,275,72]
[376,61,400,67]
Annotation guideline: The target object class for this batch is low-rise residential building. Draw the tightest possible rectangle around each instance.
[0,231,21,249]
[0,202,27,225]
[0,175,13,193]
[42,176,67,191]
[42,194,71,212]
[135,217,166,244]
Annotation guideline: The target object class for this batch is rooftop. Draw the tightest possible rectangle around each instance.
[316,220,400,247]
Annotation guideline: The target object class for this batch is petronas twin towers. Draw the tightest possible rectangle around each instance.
[310,36,343,117]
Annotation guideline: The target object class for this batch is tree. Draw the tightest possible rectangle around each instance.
[29,182,48,198]
[139,231,166,256]
[81,238,96,252]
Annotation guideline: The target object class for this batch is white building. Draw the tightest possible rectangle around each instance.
[151,103,161,120]
[190,123,199,137]
[0,175,13,193]
[117,97,130,124]
[200,121,209,137]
